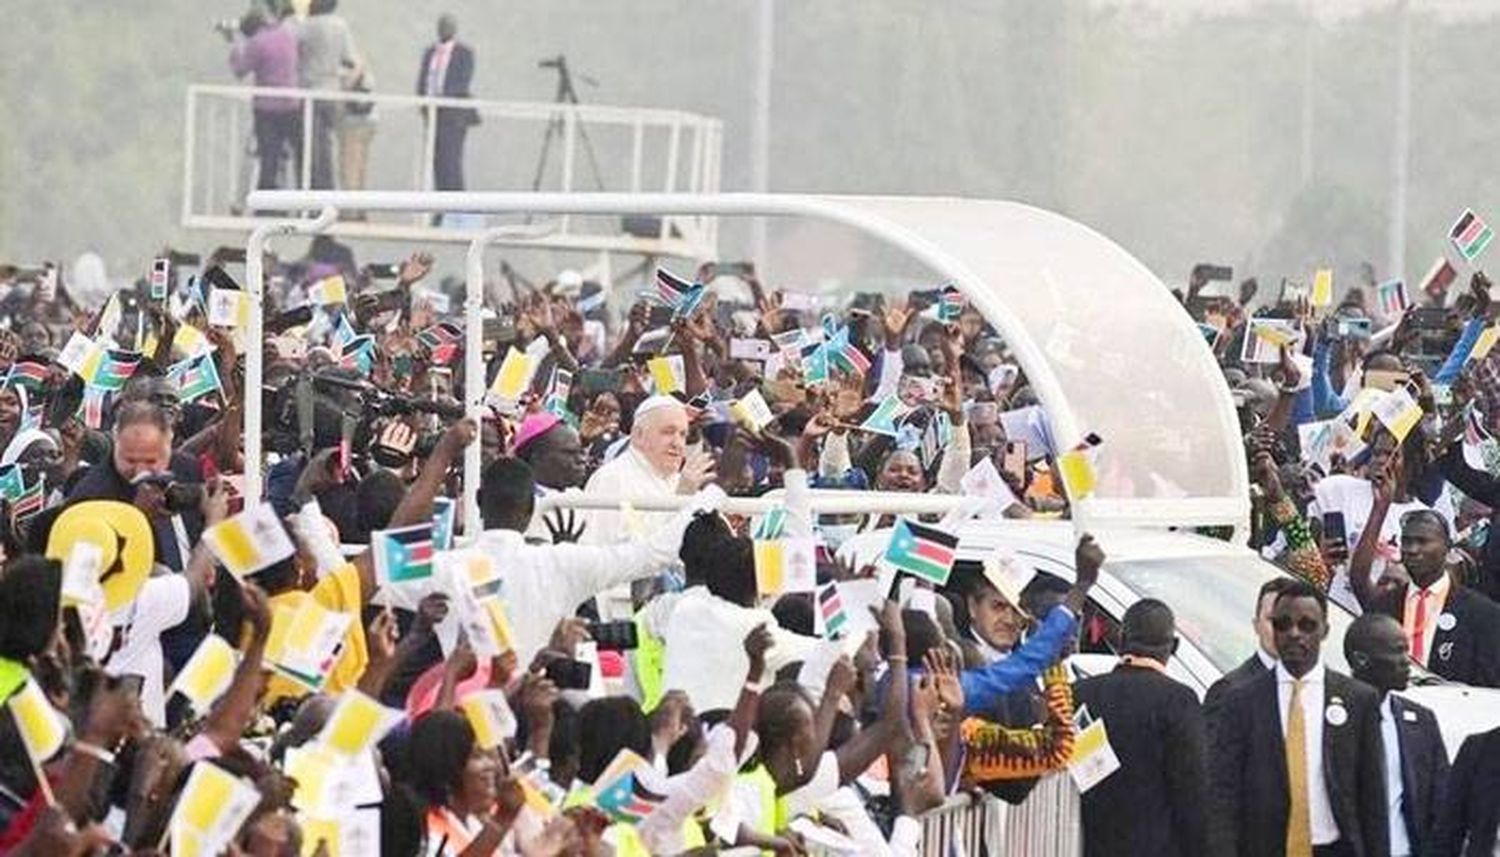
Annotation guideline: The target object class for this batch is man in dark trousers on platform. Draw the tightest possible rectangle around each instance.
[1344,613,1448,857]
[1210,579,1388,857]
[417,13,479,192]
[1073,598,1209,857]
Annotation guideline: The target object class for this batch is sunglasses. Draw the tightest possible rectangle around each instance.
[1271,616,1321,634]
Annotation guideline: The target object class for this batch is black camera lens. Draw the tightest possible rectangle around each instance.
[162,483,207,515]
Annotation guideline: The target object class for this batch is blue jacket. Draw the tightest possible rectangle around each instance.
[960,605,1078,715]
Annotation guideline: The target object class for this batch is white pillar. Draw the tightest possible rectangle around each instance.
[748,0,775,268]
[1388,0,1412,280]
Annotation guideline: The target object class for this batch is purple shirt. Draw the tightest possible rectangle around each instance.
[230,21,300,112]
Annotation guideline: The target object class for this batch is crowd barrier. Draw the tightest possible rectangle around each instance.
[919,774,1082,857]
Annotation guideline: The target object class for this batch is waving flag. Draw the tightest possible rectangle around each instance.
[172,324,212,359]
[884,518,959,585]
[938,285,964,323]
[372,523,435,586]
[88,349,143,392]
[826,326,871,376]
[860,395,908,437]
[169,634,238,713]
[1419,257,1458,301]
[654,268,707,317]
[168,761,262,857]
[0,465,25,502]
[1376,279,1408,317]
[816,581,849,638]
[753,506,788,540]
[801,342,831,386]
[418,323,463,365]
[168,352,223,403]
[593,750,666,825]
[432,498,456,552]
[1451,208,1495,263]
[334,313,359,349]
[7,678,66,763]
[460,690,518,750]
[9,476,46,523]
[4,360,47,392]
[340,335,376,376]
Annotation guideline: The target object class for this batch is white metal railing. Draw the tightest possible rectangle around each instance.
[918,776,1083,857]
[184,84,722,256]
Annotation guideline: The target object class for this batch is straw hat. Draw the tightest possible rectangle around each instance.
[46,501,154,613]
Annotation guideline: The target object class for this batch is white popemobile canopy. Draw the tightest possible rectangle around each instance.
[244,191,1250,538]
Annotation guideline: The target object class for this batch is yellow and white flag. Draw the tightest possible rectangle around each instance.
[1057,448,1099,501]
[169,634,238,713]
[7,678,66,763]
[309,275,348,306]
[731,389,776,433]
[172,324,212,359]
[169,762,262,857]
[647,355,685,395]
[1372,387,1423,443]
[203,502,296,577]
[488,347,535,399]
[1310,268,1334,307]
[207,288,252,329]
[460,690,518,750]
[316,690,402,757]
[266,599,352,690]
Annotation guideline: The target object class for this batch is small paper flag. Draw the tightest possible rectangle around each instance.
[316,691,402,757]
[755,537,817,596]
[203,503,296,577]
[883,518,959,585]
[1057,448,1099,500]
[1471,326,1500,363]
[816,581,848,638]
[1371,387,1423,443]
[730,389,775,433]
[207,288,251,328]
[860,395,907,438]
[7,677,66,763]
[1451,208,1495,263]
[487,347,536,404]
[371,523,436,586]
[432,498,456,552]
[1310,268,1334,307]
[460,690,518,750]
[309,275,348,306]
[647,355,684,395]
[169,762,262,857]
[169,634,239,712]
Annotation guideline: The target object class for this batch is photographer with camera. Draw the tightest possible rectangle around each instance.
[227,3,300,192]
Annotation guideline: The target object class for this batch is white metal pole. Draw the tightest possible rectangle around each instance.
[243,206,339,508]
[1388,0,1412,280]
[182,87,198,225]
[461,222,560,533]
[749,0,775,268]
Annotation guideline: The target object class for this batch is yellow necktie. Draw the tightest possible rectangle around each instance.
[1285,678,1312,857]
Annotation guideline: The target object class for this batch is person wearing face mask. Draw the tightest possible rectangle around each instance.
[1350,498,1500,688]
[1345,614,1449,857]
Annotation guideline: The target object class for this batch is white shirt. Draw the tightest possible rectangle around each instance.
[1257,648,1278,670]
[659,587,818,711]
[1276,661,1338,846]
[637,724,757,854]
[1402,573,1452,667]
[1381,697,1412,857]
[104,574,190,727]
[472,489,721,663]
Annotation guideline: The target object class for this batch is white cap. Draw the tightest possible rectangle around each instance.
[555,269,584,294]
[633,394,683,423]
[982,549,1037,614]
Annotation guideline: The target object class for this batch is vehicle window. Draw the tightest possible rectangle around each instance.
[1106,556,1355,675]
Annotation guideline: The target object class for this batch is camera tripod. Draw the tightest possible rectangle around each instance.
[530,55,607,194]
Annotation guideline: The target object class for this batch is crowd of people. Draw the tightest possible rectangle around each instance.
[0,232,1497,857]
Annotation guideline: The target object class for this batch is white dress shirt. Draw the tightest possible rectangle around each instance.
[1380,697,1412,857]
[1257,648,1278,670]
[1402,573,1451,667]
[1276,661,1339,846]
[471,487,723,662]
[660,587,818,711]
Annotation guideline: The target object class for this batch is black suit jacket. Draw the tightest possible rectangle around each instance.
[1074,664,1210,857]
[416,41,479,124]
[1387,694,1448,855]
[1372,582,1500,688]
[1205,653,1272,731]
[1430,726,1500,857]
[1209,667,1389,857]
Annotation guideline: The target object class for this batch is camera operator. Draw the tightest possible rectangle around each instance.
[227,3,301,191]
[65,400,205,574]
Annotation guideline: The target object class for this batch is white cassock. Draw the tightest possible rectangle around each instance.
[582,445,682,619]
